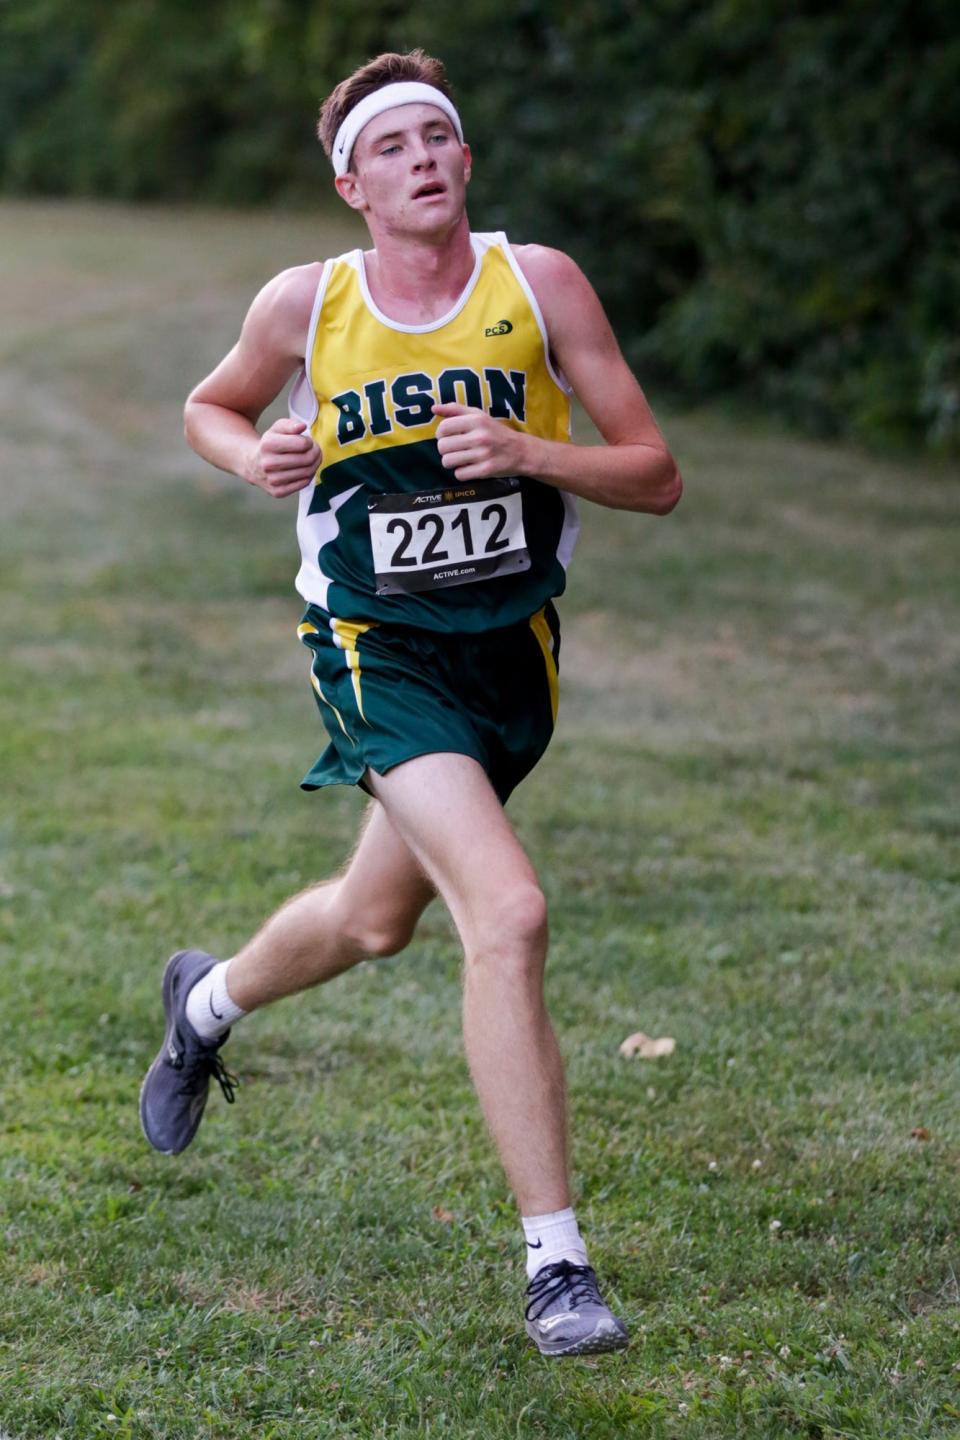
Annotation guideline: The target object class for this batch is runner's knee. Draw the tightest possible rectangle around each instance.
[339,902,421,959]
[358,919,418,959]
[466,883,548,971]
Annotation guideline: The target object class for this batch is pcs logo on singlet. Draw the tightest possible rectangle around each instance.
[331,366,527,448]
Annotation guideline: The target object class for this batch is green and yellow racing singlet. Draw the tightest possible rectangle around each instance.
[288,231,579,633]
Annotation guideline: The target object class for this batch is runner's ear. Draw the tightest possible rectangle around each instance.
[335,173,367,212]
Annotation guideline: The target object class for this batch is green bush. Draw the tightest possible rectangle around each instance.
[409,0,960,454]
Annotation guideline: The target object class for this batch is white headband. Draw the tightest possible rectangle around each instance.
[331,82,464,177]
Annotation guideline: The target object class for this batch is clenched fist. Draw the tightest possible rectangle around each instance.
[247,418,322,498]
[433,402,534,481]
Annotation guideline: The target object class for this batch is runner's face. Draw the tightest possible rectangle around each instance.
[340,103,471,235]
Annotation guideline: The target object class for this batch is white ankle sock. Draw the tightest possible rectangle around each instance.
[522,1207,589,1280]
[184,959,246,1040]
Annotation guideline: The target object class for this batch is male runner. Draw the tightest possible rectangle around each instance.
[139,49,681,1357]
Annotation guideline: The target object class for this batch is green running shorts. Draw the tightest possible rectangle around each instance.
[297,602,560,803]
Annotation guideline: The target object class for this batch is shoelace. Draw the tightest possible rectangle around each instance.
[174,1046,238,1105]
[525,1261,603,1321]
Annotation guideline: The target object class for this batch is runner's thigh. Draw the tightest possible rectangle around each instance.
[366,752,542,946]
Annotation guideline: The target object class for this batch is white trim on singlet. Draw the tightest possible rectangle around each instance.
[498,235,573,400]
[291,260,351,612]
[556,491,581,571]
[497,234,580,570]
[288,259,333,426]
[352,234,488,333]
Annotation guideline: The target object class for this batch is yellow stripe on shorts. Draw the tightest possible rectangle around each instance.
[528,607,559,726]
[299,620,355,740]
[308,669,353,741]
[329,618,378,724]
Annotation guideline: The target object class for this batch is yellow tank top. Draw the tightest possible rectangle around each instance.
[288,231,579,632]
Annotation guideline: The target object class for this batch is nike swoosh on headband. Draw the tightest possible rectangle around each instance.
[331,82,464,177]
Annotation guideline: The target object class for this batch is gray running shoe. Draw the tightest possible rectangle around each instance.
[525,1260,629,1357]
[139,950,237,1155]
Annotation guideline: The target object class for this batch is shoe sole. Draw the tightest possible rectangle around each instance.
[526,1317,630,1357]
[138,950,190,1155]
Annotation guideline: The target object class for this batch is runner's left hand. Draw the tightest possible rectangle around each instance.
[433,403,532,481]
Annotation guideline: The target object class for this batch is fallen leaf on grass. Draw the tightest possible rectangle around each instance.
[910,1127,931,1141]
[619,1032,676,1059]
[432,1206,455,1223]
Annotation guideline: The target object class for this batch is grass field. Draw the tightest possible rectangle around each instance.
[1,199,959,1439]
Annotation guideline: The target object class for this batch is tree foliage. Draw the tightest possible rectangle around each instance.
[3,0,958,452]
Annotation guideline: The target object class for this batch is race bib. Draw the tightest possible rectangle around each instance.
[368,478,530,596]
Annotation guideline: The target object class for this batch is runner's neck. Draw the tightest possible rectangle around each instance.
[362,221,476,325]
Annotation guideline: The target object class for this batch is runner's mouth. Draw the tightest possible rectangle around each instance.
[412,183,446,200]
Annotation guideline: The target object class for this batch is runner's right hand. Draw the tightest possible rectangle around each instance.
[247,418,321,498]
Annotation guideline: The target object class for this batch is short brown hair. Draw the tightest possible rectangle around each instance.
[317,50,455,160]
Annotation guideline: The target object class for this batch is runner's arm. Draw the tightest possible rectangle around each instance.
[434,247,681,514]
[184,264,323,498]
